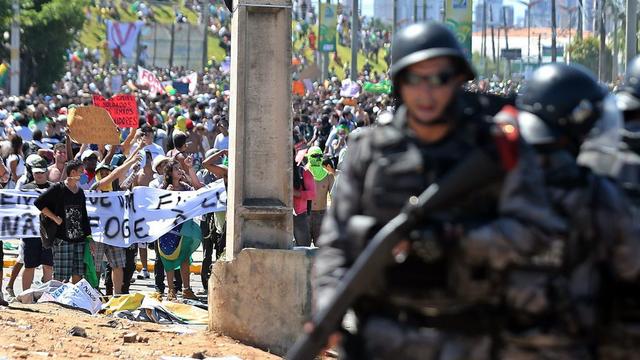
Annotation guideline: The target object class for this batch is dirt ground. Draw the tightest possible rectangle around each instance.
[0,303,281,360]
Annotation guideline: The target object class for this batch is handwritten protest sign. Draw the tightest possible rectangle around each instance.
[92,94,139,128]
[0,180,227,247]
[67,106,121,145]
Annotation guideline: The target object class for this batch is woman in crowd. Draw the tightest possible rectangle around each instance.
[156,159,202,301]
[5,135,24,189]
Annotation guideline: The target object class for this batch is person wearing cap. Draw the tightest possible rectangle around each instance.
[78,148,100,191]
[311,22,561,357]
[19,155,54,292]
[15,153,45,189]
[149,154,171,189]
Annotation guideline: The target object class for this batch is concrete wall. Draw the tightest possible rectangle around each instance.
[208,248,315,356]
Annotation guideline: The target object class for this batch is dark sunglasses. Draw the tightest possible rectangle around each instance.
[309,154,323,158]
[402,69,456,88]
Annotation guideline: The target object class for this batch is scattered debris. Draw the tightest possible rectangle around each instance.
[122,332,138,343]
[68,326,87,338]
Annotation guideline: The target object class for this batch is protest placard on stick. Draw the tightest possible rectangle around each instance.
[68,106,121,145]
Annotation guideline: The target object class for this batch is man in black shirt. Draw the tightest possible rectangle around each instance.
[21,156,53,290]
[35,159,91,284]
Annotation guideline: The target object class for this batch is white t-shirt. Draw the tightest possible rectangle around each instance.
[149,174,163,189]
[129,142,165,167]
[5,154,25,189]
[213,133,229,150]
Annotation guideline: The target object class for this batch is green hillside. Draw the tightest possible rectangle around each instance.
[77,0,389,77]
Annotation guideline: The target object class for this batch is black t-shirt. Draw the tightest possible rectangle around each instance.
[34,182,91,243]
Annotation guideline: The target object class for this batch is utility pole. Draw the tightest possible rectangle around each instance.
[490,6,496,64]
[551,0,557,62]
[538,33,542,65]
[503,7,511,78]
[577,0,583,39]
[414,0,418,22]
[350,0,358,81]
[598,0,606,80]
[202,0,209,71]
[423,0,427,20]
[483,0,488,76]
[626,0,637,69]
[10,0,20,96]
[613,12,619,80]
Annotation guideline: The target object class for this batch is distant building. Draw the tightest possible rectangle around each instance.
[474,0,504,31]
[374,0,441,28]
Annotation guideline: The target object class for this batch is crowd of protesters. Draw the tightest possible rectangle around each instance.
[0,0,521,307]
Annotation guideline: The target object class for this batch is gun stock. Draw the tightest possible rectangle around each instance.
[287,148,505,360]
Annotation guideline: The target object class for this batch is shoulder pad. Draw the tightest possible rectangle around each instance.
[370,123,404,148]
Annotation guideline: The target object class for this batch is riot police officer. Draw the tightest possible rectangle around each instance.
[312,22,563,359]
[614,55,640,216]
[508,63,640,359]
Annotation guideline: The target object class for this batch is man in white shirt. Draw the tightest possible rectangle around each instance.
[129,124,165,167]
[213,119,229,150]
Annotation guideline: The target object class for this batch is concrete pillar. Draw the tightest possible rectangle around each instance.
[226,0,294,260]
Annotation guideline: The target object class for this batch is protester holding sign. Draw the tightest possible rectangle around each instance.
[89,145,144,295]
[35,159,92,284]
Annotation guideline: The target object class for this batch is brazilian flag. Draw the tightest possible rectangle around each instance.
[158,220,202,271]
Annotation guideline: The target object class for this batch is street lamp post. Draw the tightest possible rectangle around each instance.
[559,5,578,62]
[517,0,543,65]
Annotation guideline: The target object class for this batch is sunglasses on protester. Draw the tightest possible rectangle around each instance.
[402,69,457,88]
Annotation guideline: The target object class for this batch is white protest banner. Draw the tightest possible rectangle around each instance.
[0,181,227,247]
[137,66,165,96]
[38,279,102,315]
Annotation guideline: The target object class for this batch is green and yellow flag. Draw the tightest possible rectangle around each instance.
[0,63,9,87]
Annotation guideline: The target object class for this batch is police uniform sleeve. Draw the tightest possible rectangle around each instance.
[596,179,640,281]
[312,131,372,314]
[460,142,567,270]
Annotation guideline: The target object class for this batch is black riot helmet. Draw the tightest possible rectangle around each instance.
[390,22,475,83]
[617,55,640,112]
[516,63,608,146]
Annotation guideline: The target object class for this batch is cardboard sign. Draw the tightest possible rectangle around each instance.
[68,106,121,145]
[92,94,139,128]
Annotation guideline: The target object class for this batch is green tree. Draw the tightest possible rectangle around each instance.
[568,35,614,81]
[0,0,86,92]
[568,36,601,75]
